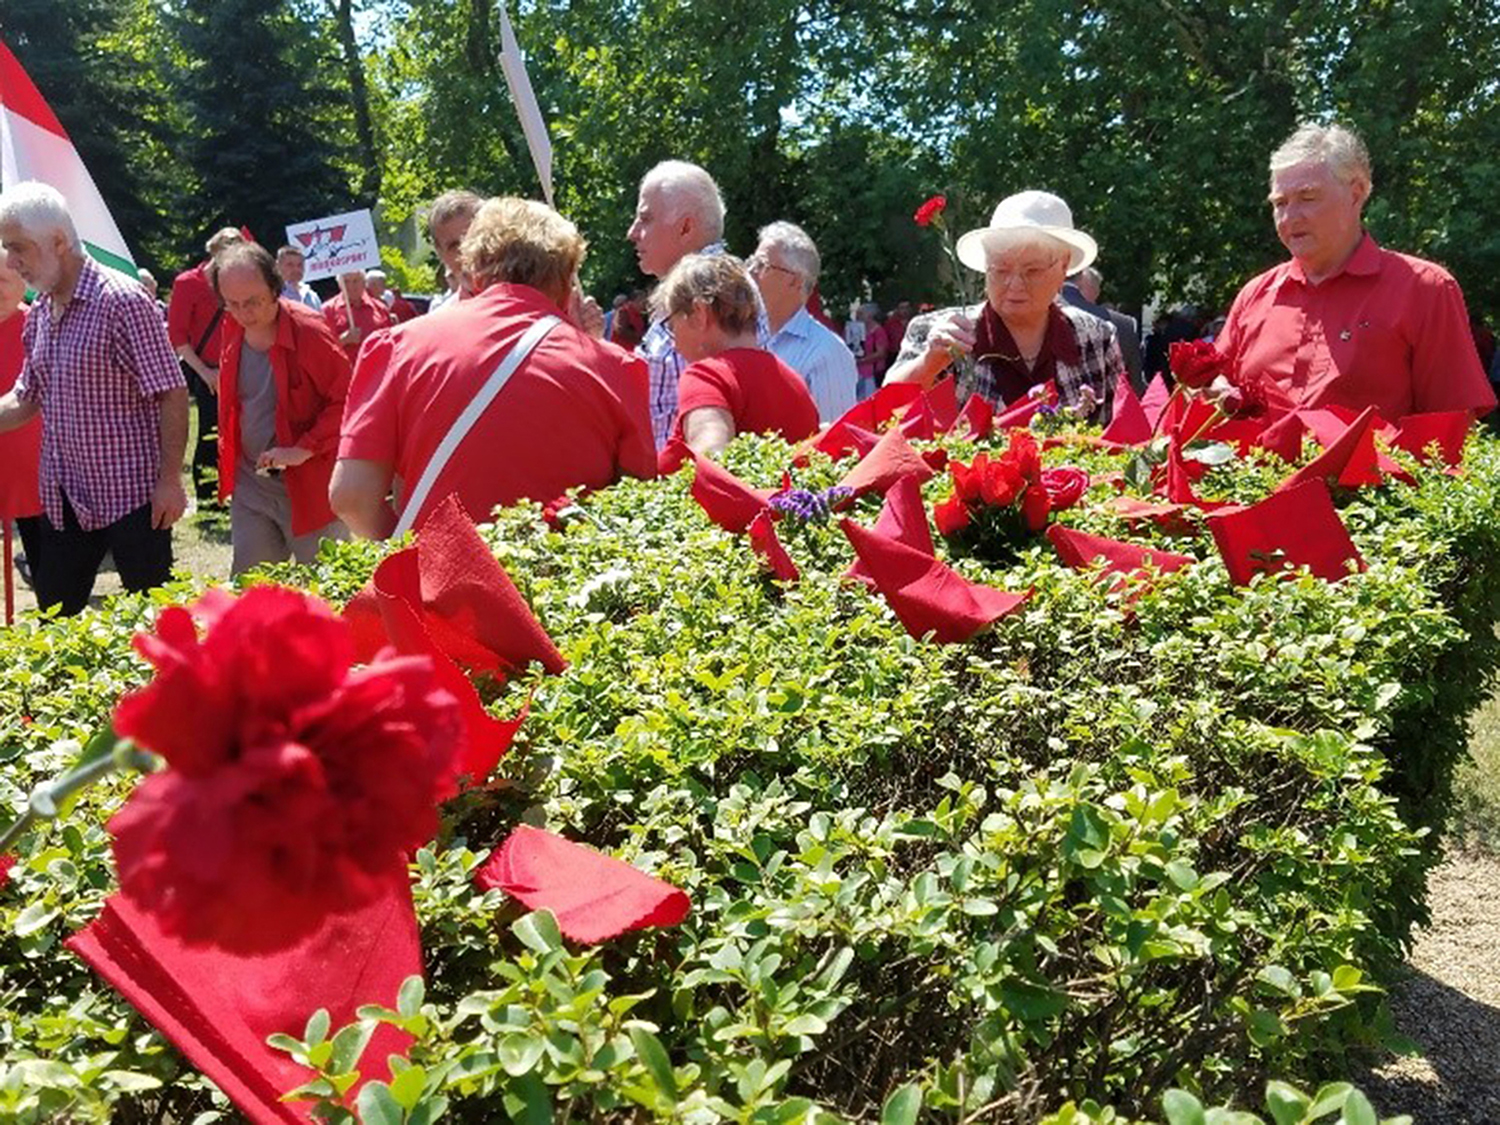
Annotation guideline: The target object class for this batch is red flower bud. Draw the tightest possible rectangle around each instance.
[933,494,972,537]
[1021,484,1053,531]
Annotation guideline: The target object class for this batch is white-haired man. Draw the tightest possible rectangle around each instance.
[627,160,746,447]
[1218,122,1494,421]
[0,182,187,615]
[751,221,856,422]
[322,268,391,361]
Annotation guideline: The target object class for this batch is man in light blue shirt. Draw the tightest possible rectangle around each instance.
[750,222,856,422]
[275,246,322,311]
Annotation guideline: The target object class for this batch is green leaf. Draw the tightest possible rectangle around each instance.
[781,1013,828,1037]
[102,1070,162,1093]
[498,1032,547,1077]
[629,1027,678,1107]
[1162,1089,1208,1125]
[1257,965,1299,997]
[1265,1081,1312,1125]
[397,977,425,1019]
[389,1064,426,1111]
[881,1082,922,1125]
[513,910,564,954]
[355,1081,404,1125]
[304,1009,331,1047]
[1341,1089,1377,1125]
[13,902,58,938]
[1165,860,1200,890]
[329,1021,377,1075]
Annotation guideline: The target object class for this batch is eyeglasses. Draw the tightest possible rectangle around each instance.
[747,253,799,281]
[985,263,1059,288]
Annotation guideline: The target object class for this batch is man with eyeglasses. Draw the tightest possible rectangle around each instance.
[750,222,856,422]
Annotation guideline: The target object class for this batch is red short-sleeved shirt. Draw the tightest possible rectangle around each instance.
[322,292,393,360]
[167,261,225,360]
[0,305,41,519]
[673,348,821,446]
[338,282,657,530]
[1218,234,1496,420]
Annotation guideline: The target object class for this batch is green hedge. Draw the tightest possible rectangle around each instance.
[2,424,1498,1124]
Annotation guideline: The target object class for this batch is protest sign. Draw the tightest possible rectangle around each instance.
[285,209,380,282]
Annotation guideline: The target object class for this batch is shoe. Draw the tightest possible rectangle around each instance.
[15,553,32,589]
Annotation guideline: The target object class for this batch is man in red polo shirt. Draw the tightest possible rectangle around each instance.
[331,197,656,538]
[1217,123,1494,422]
[322,269,392,361]
[169,226,244,502]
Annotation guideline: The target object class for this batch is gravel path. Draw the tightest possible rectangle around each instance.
[1361,851,1500,1124]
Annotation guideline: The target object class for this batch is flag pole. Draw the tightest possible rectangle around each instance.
[4,521,14,625]
[497,1,555,207]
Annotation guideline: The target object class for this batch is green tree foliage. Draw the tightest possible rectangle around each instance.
[163,0,355,265]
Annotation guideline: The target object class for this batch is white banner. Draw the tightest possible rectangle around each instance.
[285,208,380,282]
[498,2,554,206]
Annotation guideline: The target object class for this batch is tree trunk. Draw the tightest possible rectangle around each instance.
[324,0,381,206]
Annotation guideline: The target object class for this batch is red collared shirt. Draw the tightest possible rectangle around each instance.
[16,257,185,530]
[322,292,393,360]
[338,282,657,532]
[1218,233,1495,420]
[167,261,225,360]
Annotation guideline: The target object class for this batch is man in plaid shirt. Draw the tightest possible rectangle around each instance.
[0,182,188,616]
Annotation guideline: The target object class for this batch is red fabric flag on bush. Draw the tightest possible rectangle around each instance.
[1208,478,1365,585]
[69,873,420,1125]
[1392,411,1469,467]
[1139,375,1172,431]
[954,393,994,440]
[837,426,935,498]
[1046,524,1194,580]
[925,377,961,431]
[994,384,1054,430]
[1276,405,1387,492]
[840,518,1030,643]
[1101,370,1152,447]
[806,419,881,462]
[475,825,690,944]
[689,453,775,533]
[847,475,934,588]
[1257,411,1307,461]
[748,511,799,581]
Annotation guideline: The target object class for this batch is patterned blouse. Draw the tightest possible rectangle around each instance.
[892,300,1124,423]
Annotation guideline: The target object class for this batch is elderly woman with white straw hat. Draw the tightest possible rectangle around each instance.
[886,190,1125,421]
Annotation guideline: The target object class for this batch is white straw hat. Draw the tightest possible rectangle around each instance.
[955,190,1099,275]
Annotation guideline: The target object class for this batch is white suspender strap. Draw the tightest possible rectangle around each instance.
[392,313,561,537]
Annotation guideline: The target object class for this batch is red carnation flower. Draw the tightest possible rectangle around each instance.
[1040,467,1090,510]
[914,194,947,227]
[110,586,463,954]
[933,494,972,537]
[1168,339,1227,390]
[1020,484,1053,531]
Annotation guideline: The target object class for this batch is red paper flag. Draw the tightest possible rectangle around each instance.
[475,825,690,944]
[897,396,939,441]
[840,518,1030,643]
[748,511,799,581]
[994,384,1054,429]
[68,871,420,1125]
[954,393,994,440]
[1392,411,1469,466]
[1140,375,1171,430]
[926,377,961,431]
[1277,405,1385,492]
[1257,411,1307,461]
[847,475,934,588]
[837,426,935,498]
[1046,524,1194,579]
[1101,370,1152,446]
[1156,393,1219,440]
[807,419,882,461]
[1208,478,1364,585]
[345,495,565,677]
[689,454,774,533]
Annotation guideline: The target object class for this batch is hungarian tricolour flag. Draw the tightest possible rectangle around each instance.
[0,39,135,273]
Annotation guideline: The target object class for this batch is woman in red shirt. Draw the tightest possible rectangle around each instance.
[656,254,818,457]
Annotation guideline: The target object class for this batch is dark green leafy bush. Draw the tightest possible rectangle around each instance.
[2,427,1497,1123]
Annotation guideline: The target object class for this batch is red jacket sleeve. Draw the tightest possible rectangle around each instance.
[287,309,354,455]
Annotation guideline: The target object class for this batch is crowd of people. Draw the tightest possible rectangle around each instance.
[0,122,1495,616]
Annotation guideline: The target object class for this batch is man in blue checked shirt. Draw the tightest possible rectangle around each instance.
[750,222,857,423]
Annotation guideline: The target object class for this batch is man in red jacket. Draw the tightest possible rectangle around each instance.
[322,269,392,361]
[332,197,656,538]
[211,241,351,575]
[169,226,244,503]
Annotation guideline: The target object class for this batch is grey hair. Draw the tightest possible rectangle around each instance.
[0,181,81,252]
[426,189,484,239]
[983,228,1072,267]
[641,160,725,242]
[1269,123,1373,190]
[756,220,820,295]
[205,227,244,256]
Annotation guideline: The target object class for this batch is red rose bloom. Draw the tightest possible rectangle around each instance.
[980,459,1025,507]
[1020,484,1053,531]
[950,456,986,505]
[914,194,947,227]
[1006,430,1043,482]
[110,586,463,954]
[1040,467,1090,510]
[1168,339,1227,390]
[933,494,972,537]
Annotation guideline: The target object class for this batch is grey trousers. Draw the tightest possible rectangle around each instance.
[230,467,348,576]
